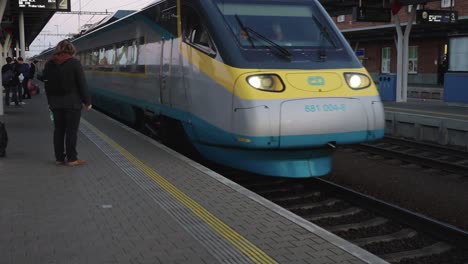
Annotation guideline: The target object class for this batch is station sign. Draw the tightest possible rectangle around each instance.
[18,0,71,11]
[355,49,365,57]
[399,0,431,4]
[352,7,391,23]
[416,10,458,24]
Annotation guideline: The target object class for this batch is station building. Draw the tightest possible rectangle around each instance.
[324,0,468,101]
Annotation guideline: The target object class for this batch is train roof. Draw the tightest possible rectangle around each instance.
[79,10,137,36]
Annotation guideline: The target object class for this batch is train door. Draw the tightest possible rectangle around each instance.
[159,1,177,106]
[180,2,220,143]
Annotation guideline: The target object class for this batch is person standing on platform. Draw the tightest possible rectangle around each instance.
[2,57,20,107]
[29,60,37,80]
[14,57,26,105]
[43,40,92,166]
[17,57,31,100]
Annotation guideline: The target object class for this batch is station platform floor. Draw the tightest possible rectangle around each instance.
[383,99,468,121]
[0,94,387,263]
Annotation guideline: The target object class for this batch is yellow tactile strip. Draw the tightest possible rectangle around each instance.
[80,119,278,264]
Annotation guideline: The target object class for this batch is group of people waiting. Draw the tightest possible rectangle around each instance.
[1,40,92,166]
[1,57,38,107]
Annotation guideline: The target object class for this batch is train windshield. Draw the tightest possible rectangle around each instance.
[213,0,340,50]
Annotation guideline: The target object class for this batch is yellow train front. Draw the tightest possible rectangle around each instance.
[179,0,385,177]
[36,0,384,178]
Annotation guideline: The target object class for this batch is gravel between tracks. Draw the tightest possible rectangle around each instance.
[324,148,468,231]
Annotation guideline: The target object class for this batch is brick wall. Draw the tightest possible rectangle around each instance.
[353,38,446,75]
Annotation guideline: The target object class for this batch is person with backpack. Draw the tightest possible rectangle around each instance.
[1,57,20,107]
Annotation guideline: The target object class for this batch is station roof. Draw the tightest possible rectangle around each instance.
[319,0,442,16]
[1,0,465,55]
[1,0,57,49]
[318,0,468,42]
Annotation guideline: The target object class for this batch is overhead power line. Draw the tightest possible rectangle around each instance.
[37,33,74,37]
[56,11,110,15]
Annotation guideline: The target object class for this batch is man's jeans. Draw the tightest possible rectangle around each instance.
[4,85,18,106]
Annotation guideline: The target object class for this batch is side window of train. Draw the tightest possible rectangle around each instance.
[181,5,216,57]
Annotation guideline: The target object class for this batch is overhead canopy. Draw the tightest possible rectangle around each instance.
[1,0,58,51]
[319,0,441,16]
[341,19,468,42]
[318,0,467,42]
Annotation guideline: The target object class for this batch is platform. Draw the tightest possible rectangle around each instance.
[0,94,386,264]
[383,100,468,149]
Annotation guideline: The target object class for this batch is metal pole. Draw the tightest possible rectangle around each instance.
[394,15,404,102]
[78,0,82,32]
[0,0,7,115]
[19,11,26,58]
[15,42,19,59]
[402,7,416,102]
[0,42,4,116]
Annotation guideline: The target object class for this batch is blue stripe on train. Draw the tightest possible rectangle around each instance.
[90,86,384,148]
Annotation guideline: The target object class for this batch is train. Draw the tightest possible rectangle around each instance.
[36,0,385,178]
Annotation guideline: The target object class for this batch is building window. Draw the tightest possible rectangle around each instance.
[381,47,391,73]
[408,46,418,74]
[441,0,455,8]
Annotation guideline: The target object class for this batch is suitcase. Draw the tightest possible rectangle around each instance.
[27,80,40,95]
[0,121,8,157]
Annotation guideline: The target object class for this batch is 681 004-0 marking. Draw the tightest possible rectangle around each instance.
[305,104,347,113]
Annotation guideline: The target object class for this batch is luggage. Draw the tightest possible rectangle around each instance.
[0,121,7,157]
[27,80,40,95]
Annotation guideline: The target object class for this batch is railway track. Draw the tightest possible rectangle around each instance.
[222,174,468,264]
[352,136,468,177]
[119,113,468,263]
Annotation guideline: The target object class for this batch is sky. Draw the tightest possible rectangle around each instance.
[28,0,157,57]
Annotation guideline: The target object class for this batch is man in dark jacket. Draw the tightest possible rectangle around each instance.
[17,57,31,99]
[13,58,26,105]
[43,40,92,166]
[2,57,20,106]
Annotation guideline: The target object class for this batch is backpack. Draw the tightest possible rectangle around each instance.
[2,67,14,86]
[0,121,8,158]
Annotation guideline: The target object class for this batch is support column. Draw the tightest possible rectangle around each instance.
[19,10,26,58]
[0,42,3,116]
[0,0,7,115]
[395,16,404,102]
[394,6,415,102]
[15,42,19,58]
[402,9,415,102]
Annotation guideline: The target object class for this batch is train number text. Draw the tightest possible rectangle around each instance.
[304,104,346,113]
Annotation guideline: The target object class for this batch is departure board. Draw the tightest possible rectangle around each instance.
[417,10,458,24]
[18,0,71,11]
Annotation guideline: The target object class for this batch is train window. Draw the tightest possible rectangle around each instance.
[97,46,115,68]
[85,51,92,66]
[116,43,128,65]
[127,40,138,65]
[182,5,216,56]
[215,2,339,49]
[91,50,99,65]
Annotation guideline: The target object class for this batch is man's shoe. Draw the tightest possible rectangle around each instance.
[67,159,86,166]
[55,160,65,165]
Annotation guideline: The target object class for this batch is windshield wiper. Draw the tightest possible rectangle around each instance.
[234,15,292,60]
[312,16,336,62]
[234,15,256,49]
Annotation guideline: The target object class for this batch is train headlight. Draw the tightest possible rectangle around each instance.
[344,73,371,89]
[247,74,284,92]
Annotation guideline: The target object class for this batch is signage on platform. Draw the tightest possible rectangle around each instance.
[399,0,431,5]
[18,0,71,11]
[416,10,458,24]
[352,7,391,23]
